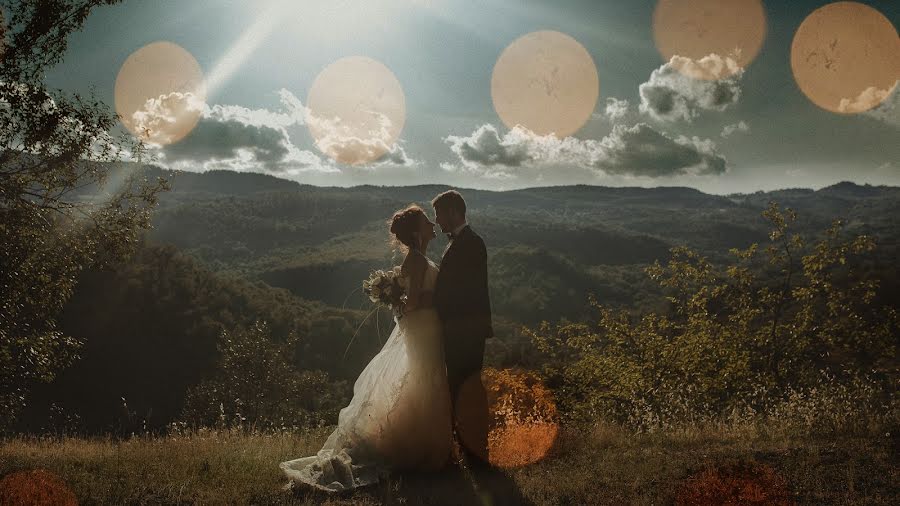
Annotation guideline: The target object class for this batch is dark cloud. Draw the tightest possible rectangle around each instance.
[596,123,727,176]
[443,122,727,179]
[444,123,531,167]
[161,115,290,165]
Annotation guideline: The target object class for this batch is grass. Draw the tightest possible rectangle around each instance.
[1,423,897,505]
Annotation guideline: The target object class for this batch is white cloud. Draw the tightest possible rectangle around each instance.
[131,91,205,145]
[839,84,895,114]
[443,122,727,180]
[875,161,896,174]
[604,97,630,122]
[721,120,750,138]
[639,54,744,122]
[858,81,900,127]
[305,109,415,166]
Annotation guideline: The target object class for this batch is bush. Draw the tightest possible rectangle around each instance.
[528,204,898,430]
[179,321,348,431]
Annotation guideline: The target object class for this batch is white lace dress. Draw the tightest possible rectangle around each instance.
[280,259,452,492]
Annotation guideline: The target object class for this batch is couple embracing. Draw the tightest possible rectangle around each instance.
[280,190,493,492]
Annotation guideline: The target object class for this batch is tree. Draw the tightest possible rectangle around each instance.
[0,0,169,430]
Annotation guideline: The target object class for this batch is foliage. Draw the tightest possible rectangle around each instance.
[16,242,381,435]
[529,204,898,429]
[0,0,169,430]
[180,322,348,431]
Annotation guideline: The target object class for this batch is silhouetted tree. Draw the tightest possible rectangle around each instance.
[0,0,168,430]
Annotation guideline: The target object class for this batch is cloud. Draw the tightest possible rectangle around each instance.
[596,123,727,176]
[639,54,744,122]
[162,110,289,165]
[154,91,326,174]
[131,91,205,145]
[721,120,750,138]
[443,122,727,180]
[377,142,417,166]
[444,124,531,169]
[144,89,414,175]
[858,80,900,127]
[604,97,630,121]
[839,84,896,114]
[305,109,416,166]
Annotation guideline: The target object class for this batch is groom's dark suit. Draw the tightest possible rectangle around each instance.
[435,224,493,390]
[434,224,492,463]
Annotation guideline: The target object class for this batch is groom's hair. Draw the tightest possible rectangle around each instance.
[431,190,466,217]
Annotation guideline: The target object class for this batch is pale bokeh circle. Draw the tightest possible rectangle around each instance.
[114,41,206,145]
[307,56,406,166]
[791,2,899,114]
[491,30,599,138]
[653,0,767,79]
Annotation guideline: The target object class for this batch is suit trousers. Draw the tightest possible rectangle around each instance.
[444,331,489,464]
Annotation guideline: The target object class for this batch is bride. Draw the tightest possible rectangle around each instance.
[280,204,453,492]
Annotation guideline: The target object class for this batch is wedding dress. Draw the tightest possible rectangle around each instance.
[280,257,452,492]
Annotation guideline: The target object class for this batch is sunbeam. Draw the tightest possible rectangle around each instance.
[203,1,289,97]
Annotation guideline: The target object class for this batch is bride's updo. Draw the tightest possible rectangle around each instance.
[389,204,425,251]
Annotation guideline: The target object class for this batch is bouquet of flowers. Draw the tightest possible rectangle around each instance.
[362,266,406,318]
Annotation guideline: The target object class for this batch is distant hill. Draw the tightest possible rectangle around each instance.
[121,165,900,325]
[25,165,898,433]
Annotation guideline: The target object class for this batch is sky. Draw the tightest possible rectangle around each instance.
[44,0,900,194]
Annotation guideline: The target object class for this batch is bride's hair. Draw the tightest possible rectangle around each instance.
[389,204,425,252]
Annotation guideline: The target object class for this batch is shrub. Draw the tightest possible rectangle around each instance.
[529,204,898,430]
[179,321,348,431]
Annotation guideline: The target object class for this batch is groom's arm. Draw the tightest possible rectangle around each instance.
[458,234,493,337]
[472,235,493,338]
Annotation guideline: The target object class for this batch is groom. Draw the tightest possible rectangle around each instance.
[432,190,493,465]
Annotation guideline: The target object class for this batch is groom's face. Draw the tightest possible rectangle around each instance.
[433,205,453,233]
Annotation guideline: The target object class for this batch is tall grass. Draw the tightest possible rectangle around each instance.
[2,419,896,505]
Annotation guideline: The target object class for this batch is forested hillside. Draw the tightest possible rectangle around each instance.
[23,164,899,434]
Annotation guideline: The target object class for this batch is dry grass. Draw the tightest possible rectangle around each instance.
[1,423,897,505]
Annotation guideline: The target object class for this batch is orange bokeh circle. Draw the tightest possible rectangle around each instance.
[790,2,899,114]
[653,0,767,80]
[455,367,559,468]
[0,469,78,506]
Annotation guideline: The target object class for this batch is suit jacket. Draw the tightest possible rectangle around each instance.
[434,225,494,341]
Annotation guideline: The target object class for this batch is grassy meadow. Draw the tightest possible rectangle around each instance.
[1,422,897,505]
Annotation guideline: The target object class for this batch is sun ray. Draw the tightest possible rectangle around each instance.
[203,1,292,97]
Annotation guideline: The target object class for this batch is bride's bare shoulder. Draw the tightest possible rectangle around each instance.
[400,250,427,276]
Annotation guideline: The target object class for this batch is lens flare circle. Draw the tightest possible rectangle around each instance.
[306,56,406,166]
[0,469,78,505]
[491,30,599,138]
[114,41,206,146]
[790,1,899,114]
[653,0,767,80]
[455,367,559,468]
